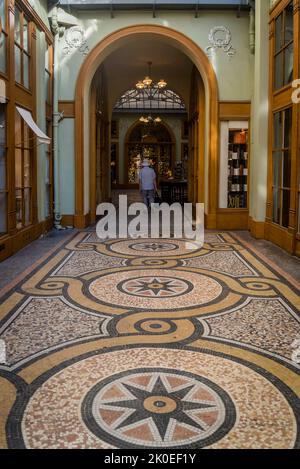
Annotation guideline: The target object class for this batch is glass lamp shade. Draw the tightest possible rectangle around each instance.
[136,81,145,90]
[154,117,162,123]
[157,79,167,89]
[143,76,153,87]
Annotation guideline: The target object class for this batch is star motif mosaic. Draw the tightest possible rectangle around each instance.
[121,276,190,297]
[82,368,233,448]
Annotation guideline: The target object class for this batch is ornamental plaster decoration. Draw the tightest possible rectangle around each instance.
[63,26,90,57]
[206,26,236,58]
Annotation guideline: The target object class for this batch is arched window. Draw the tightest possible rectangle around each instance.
[114,87,186,111]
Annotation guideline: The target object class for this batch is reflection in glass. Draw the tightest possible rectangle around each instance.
[272,151,281,188]
[24,187,31,225]
[0,34,6,74]
[23,17,28,52]
[23,53,29,88]
[284,107,292,148]
[0,192,7,234]
[284,2,294,44]
[273,112,282,149]
[282,190,290,228]
[275,52,283,90]
[15,45,21,83]
[15,188,22,229]
[14,8,21,44]
[282,151,291,188]
[0,147,6,190]
[273,188,281,224]
[275,14,283,53]
[284,43,293,85]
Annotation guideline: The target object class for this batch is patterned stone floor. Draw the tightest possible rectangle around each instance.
[0,230,300,449]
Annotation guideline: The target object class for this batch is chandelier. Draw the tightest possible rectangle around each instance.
[136,62,167,124]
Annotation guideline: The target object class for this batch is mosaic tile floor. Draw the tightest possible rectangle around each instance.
[0,231,299,449]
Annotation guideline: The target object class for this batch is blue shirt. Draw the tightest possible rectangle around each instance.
[139,167,156,190]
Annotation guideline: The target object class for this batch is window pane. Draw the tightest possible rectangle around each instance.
[284,2,293,44]
[15,45,21,83]
[45,71,50,103]
[0,104,5,144]
[273,188,281,224]
[0,146,6,190]
[273,151,281,188]
[14,8,21,45]
[24,149,30,187]
[273,112,282,149]
[282,189,290,228]
[0,0,6,31]
[0,192,7,234]
[23,53,29,88]
[15,111,21,146]
[23,17,28,52]
[24,187,31,225]
[275,14,283,52]
[0,33,6,74]
[16,188,22,229]
[283,107,292,148]
[15,148,22,188]
[284,43,293,84]
[275,52,283,90]
[282,151,291,188]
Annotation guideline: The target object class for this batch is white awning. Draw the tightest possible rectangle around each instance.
[16,106,51,145]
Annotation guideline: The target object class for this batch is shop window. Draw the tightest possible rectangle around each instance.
[274,2,294,90]
[272,108,292,228]
[14,7,30,88]
[0,0,7,74]
[0,103,7,235]
[15,109,33,229]
[219,121,249,209]
[45,120,52,217]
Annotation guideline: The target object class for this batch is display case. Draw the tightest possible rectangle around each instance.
[219,121,249,209]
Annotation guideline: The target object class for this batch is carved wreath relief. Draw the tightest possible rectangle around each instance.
[206,26,236,58]
[63,26,90,57]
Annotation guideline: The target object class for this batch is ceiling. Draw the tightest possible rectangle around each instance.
[101,36,195,113]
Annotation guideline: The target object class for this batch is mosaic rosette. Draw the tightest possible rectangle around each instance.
[18,348,299,449]
[88,269,223,309]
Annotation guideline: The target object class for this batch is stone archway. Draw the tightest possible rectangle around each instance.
[74,24,219,228]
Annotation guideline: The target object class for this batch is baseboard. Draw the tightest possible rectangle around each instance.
[249,217,265,239]
[74,213,91,229]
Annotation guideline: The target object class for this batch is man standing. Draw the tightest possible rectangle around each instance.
[139,159,157,208]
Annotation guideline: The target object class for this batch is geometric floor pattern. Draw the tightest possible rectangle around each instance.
[0,231,299,448]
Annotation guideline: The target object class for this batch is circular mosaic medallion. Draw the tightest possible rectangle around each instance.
[109,239,201,257]
[89,269,222,310]
[19,348,299,449]
[130,242,178,252]
[82,368,234,449]
[119,276,192,298]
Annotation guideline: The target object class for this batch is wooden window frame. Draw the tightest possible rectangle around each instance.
[14,6,31,89]
[15,110,33,230]
[273,0,294,91]
[271,107,292,228]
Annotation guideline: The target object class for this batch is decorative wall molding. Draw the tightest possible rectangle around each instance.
[63,26,90,56]
[206,26,236,58]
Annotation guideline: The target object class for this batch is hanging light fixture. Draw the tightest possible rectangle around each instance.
[136,62,166,125]
[135,62,167,90]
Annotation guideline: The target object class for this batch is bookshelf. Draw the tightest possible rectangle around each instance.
[219,121,249,209]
